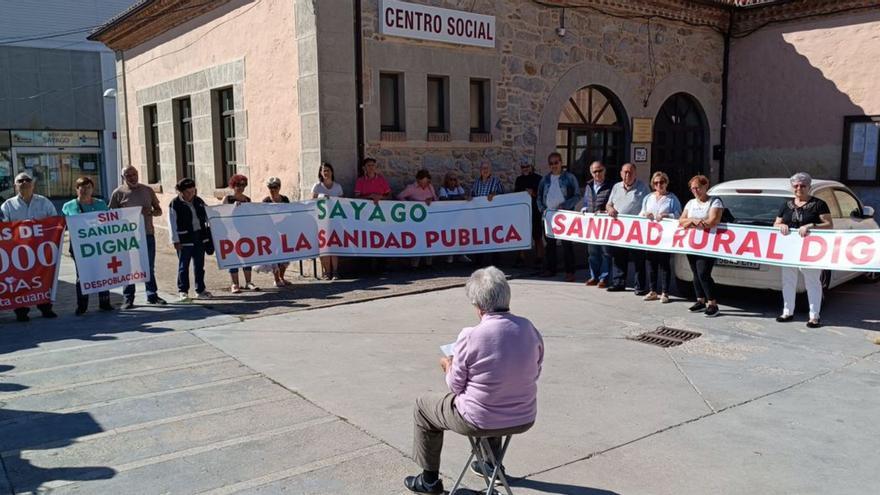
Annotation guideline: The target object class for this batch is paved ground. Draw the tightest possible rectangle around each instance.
[1,253,879,494]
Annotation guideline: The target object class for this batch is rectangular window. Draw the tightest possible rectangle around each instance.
[218,88,236,185]
[380,73,403,132]
[144,105,161,184]
[177,98,194,180]
[841,115,880,184]
[470,79,488,133]
[427,76,447,133]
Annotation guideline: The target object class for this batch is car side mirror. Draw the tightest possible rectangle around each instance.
[861,205,875,218]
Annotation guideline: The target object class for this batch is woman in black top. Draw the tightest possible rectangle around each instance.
[223,174,259,293]
[772,172,833,328]
[262,176,291,287]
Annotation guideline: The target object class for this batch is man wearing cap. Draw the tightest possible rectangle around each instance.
[109,166,165,308]
[0,172,59,321]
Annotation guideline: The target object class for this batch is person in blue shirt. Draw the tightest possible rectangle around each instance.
[537,152,581,282]
[62,176,114,315]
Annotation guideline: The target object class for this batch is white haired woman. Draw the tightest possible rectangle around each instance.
[404,267,543,494]
[773,172,832,328]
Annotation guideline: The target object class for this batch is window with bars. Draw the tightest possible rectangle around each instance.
[218,88,236,185]
[144,105,161,183]
[177,98,194,180]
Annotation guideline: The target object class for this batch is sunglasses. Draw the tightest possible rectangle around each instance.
[591,170,605,174]
[16,178,33,184]
[792,184,808,189]
[653,181,667,185]
[549,161,561,165]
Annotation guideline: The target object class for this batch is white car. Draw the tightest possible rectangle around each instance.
[673,178,879,292]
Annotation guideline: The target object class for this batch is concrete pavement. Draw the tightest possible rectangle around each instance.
[1,252,879,494]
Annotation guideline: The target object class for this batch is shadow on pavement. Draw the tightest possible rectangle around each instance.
[509,477,622,495]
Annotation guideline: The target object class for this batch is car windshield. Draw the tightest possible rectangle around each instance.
[715,194,789,226]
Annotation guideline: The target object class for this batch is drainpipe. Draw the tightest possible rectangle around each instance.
[354,0,365,174]
[118,49,132,169]
[718,9,732,183]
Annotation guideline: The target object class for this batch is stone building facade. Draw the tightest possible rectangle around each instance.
[89,0,880,215]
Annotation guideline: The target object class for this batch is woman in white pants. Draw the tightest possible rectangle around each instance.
[773,172,833,328]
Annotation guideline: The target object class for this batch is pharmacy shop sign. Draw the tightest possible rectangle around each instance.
[380,0,495,48]
[68,207,150,294]
[0,217,65,309]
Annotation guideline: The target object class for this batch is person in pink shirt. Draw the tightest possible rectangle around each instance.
[404,267,544,494]
[354,157,391,204]
[398,170,439,269]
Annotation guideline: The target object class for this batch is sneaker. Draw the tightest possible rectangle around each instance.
[195,290,213,299]
[245,283,260,291]
[403,473,444,494]
[177,292,191,303]
[41,309,58,318]
[806,319,822,328]
[688,302,707,312]
[470,460,507,484]
[660,294,670,304]
[643,291,659,301]
[634,289,649,296]
[704,304,720,317]
[122,299,135,310]
[230,284,241,294]
[776,314,794,323]
[147,295,167,305]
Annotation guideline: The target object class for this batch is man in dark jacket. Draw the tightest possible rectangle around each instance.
[514,162,544,266]
[581,161,613,288]
[168,178,213,302]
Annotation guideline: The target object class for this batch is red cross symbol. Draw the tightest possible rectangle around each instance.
[106,256,123,274]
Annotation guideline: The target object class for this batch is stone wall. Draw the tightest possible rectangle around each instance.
[358,0,725,194]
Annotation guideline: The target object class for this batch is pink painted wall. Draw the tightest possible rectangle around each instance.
[726,10,880,180]
[122,0,299,202]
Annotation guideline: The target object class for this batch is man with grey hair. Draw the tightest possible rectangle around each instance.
[1,172,59,321]
[404,267,543,494]
[606,162,650,294]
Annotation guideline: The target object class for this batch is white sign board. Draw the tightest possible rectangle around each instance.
[379,0,495,48]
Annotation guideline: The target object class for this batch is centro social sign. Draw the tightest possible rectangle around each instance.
[380,0,496,48]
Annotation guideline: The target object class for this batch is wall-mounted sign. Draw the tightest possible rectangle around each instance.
[634,146,648,163]
[379,0,495,48]
[632,118,653,143]
[11,130,100,147]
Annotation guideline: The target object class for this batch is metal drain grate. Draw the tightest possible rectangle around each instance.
[628,326,702,348]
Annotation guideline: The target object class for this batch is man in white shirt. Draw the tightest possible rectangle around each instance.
[0,172,58,321]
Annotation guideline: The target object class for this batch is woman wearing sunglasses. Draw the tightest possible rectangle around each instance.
[639,171,681,304]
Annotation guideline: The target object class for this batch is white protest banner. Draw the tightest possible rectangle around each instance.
[68,207,151,294]
[545,211,880,272]
[206,202,319,269]
[317,193,532,256]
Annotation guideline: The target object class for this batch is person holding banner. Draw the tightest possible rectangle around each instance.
[109,166,165,308]
[398,169,439,270]
[773,172,832,328]
[605,163,650,294]
[1,172,58,321]
[470,159,504,201]
[355,158,392,274]
[438,172,472,265]
[223,174,259,293]
[62,177,113,315]
[639,172,682,304]
[582,161,613,288]
[312,164,343,280]
[537,152,581,282]
[514,162,544,267]
[679,175,723,317]
[264,176,293,286]
[169,178,213,302]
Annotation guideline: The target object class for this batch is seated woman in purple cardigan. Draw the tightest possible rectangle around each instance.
[404,266,544,494]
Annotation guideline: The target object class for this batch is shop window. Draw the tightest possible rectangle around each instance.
[470,79,489,139]
[841,116,880,185]
[427,76,448,134]
[556,85,627,184]
[144,105,161,184]
[380,73,404,134]
[176,98,194,181]
[217,88,236,187]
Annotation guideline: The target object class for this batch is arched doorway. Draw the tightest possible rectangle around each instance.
[556,86,628,184]
[652,93,708,200]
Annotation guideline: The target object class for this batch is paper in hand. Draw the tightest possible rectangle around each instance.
[440,342,455,357]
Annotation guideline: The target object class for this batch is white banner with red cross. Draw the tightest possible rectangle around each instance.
[68,207,151,294]
[544,210,880,272]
